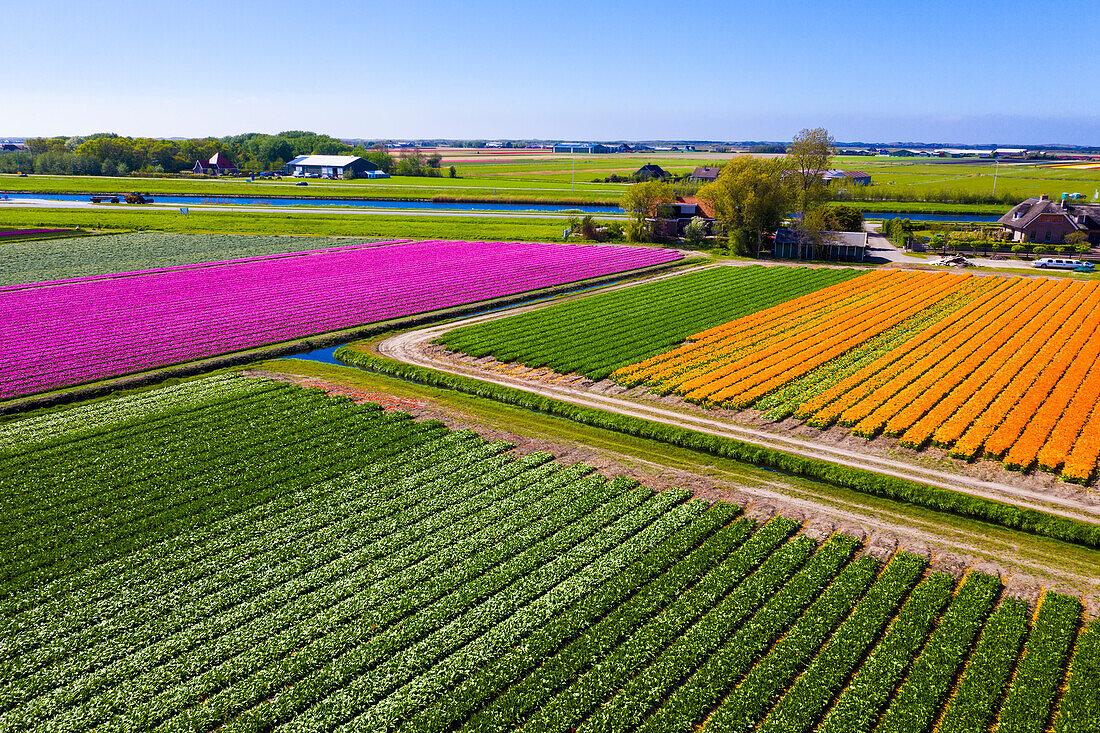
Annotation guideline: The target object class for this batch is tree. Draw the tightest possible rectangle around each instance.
[620,180,673,242]
[786,127,835,216]
[696,157,792,256]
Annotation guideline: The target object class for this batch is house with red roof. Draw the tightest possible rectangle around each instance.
[192,152,238,175]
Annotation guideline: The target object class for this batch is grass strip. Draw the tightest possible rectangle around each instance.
[335,349,1100,550]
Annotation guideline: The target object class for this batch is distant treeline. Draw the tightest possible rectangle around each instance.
[0,131,435,177]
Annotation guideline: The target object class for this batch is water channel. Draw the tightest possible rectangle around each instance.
[0,192,1002,222]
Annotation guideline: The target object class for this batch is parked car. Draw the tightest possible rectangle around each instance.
[1032,257,1090,270]
[1074,262,1095,272]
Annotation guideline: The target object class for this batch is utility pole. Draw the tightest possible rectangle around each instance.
[571,153,575,193]
[992,158,999,198]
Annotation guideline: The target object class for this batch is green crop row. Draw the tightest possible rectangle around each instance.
[336,349,1100,551]
[995,591,1082,733]
[1055,618,1100,733]
[937,597,1030,733]
[435,266,861,382]
[876,571,1001,733]
[816,571,957,733]
[398,501,746,733]
[635,533,861,733]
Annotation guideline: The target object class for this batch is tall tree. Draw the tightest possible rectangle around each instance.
[697,157,791,256]
[620,180,673,241]
[785,127,836,257]
[786,127,834,213]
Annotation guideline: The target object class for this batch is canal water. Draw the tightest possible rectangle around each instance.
[1,193,1002,222]
[2,193,622,215]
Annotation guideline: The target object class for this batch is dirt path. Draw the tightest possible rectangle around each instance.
[375,318,1100,525]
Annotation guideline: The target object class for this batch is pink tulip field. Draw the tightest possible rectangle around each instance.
[0,239,681,399]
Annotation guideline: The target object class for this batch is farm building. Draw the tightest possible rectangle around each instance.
[285,155,379,179]
[651,196,716,238]
[773,228,868,262]
[192,152,237,175]
[822,169,871,186]
[998,195,1100,245]
[552,142,612,154]
[691,166,722,182]
[633,164,670,180]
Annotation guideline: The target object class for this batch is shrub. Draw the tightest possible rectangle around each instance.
[1011,244,1026,254]
[1033,245,1049,255]
[683,217,707,247]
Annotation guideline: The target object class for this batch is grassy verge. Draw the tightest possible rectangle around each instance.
[334,347,1100,551]
[0,207,574,241]
[850,201,1006,215]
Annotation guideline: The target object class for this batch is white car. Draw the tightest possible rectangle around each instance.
[1031,257,1088,270]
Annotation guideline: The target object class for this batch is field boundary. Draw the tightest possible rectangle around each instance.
[339,347,1100,550]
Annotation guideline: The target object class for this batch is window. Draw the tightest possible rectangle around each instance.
[1045,230,1052,242]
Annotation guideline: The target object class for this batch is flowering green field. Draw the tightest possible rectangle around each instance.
[2,374,1095,732]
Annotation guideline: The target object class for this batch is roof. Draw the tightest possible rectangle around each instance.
[822,169,871,181]
[675,196,717,219]
[209,152,235,168]
[775,228,868,247]
[692,166,722,180]
[287,155,364,167]
[635,164,669,177]
[997,197,1100,230]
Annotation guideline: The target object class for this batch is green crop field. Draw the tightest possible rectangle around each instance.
[6,154,1095,211]
[2,374,1095,732]
[0,206,573,242]
[0,232,393,286]
[436,265,861,380]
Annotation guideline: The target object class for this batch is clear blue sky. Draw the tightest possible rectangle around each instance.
[5,0,1098,145]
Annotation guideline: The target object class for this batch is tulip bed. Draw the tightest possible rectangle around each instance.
[2,374,1096,732]
[592,269,1100,483]
[0,239,681,400]
[435,265,861,381]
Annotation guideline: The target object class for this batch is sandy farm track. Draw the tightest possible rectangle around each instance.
[373,289,1100,527]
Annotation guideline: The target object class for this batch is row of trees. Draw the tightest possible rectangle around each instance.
[620,128,852,255]
[0,131,446,178]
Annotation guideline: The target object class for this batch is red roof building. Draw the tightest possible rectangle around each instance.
[192,152,238,175]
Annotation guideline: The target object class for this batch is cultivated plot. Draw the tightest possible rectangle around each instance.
[439,266,1100,483]
[1,375,1095,732]
[0,239,680,400]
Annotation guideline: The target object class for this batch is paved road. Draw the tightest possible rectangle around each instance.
[863,222,1039,271]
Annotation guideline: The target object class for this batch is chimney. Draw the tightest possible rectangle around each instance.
[1039,194,1049,201]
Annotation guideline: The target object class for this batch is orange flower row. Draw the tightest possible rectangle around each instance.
[618,270,916,387]
[701,275,968,408]
[671,272,946,401]
[896,281,1094,449]
[842,278,1063,435]
[797,276,1028,427]
[1035,353,1100,472]
[1005,336,1100,471]
[991,291,1100,467]
[949,292,1100,460]
[1061,404,1100,483]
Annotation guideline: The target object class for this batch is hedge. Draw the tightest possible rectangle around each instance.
[334,348,1100,551]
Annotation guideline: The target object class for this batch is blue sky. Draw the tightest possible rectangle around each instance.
[4,0,1098,144]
